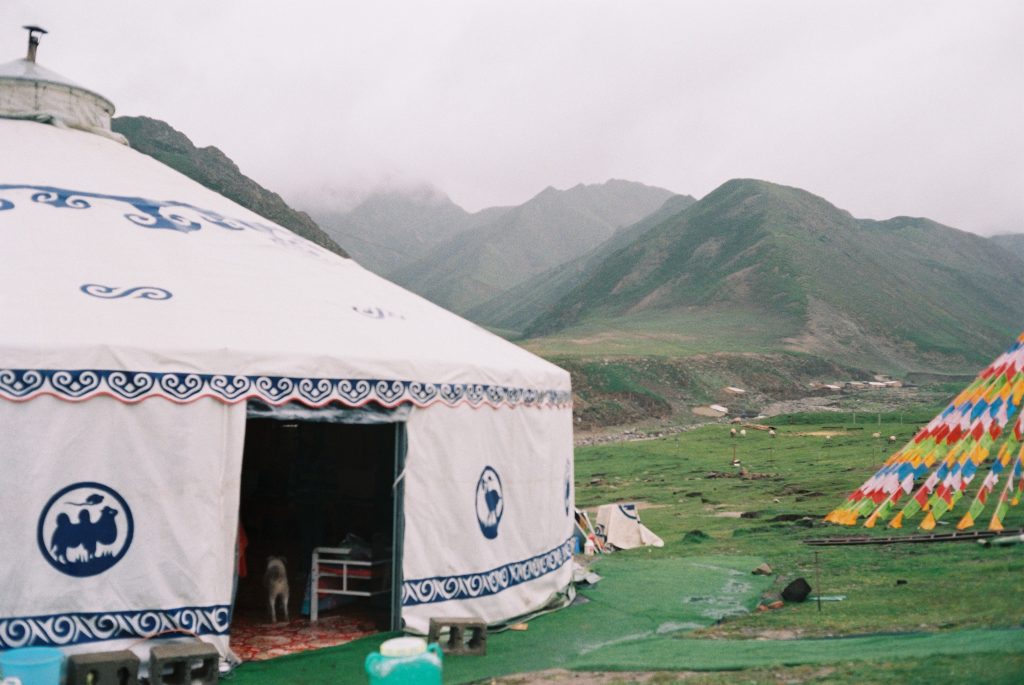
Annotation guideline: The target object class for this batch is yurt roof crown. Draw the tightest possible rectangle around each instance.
[0,26,124,142]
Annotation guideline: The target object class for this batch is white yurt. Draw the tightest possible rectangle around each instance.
[0,30,574,664]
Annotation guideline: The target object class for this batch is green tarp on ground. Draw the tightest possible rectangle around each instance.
[227,555,1024,684]
[584,626,1024,671]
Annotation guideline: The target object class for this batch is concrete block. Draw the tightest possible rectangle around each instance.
[427,617,487,656]
[67,650,140,685]
[148,641,219,685]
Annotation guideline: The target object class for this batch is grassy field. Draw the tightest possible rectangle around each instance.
[522,308,799,358]
[574,413,1024,641]
[566,410,1024,684]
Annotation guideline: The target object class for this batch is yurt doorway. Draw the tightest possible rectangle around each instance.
[231,401,407,659]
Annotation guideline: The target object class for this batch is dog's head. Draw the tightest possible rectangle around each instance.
[265,555,287,571]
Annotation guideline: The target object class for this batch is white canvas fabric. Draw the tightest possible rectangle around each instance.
[0,395,244,657]
[0,121,568,398]
[0,116,574,657]
[401,405,575,633]
[0,58,117,138]
[594,504,664,550]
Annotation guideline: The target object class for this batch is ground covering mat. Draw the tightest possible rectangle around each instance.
[227,555,1024,683]
[229,611,379,662]
[229,555,767,681]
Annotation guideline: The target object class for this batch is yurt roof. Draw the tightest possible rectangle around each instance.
[0,52,570,411]
[0,57,88,92]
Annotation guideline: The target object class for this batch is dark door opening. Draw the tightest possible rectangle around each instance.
[232,403,405,657]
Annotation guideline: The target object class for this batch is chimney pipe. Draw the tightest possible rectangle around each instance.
[23,25,48,63]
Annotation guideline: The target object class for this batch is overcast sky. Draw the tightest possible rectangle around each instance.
[2,1,1021,234]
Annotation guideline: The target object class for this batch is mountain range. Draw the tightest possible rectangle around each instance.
[522,179,1024,371]
[309,176,1022,371]
[306,187,490,275]
[310,180,679,313]
[115,115,1024,376]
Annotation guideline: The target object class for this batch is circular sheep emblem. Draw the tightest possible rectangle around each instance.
[475,466,504,540]
[37,482,134,577]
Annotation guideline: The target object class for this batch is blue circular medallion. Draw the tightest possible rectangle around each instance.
[475,466,504,539]
[564,460,572,517]
[37,482,134,577]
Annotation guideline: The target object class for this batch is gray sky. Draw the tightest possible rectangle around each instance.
[2,1,1022,234]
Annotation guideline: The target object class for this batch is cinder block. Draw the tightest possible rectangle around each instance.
[67,650,140,685]
[427,617,487,656]
[148,641,219,685]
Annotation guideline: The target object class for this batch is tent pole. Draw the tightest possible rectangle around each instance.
[390,422,408,631]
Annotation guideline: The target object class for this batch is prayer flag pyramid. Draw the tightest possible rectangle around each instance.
[826,332,1024,531]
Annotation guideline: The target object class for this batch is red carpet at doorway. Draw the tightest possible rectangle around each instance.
[230,613,379,661]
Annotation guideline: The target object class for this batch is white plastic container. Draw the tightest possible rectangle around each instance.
[365,636,442,685]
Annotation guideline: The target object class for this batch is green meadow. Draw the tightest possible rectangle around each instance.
[522,307,799,358]
[574,414,1024,641]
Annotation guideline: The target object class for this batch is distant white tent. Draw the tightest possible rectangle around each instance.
[594,504,664,550]
[0,36,574,663]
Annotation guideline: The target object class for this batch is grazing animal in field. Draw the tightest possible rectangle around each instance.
[264,556,290,623]
[730,428,737,438]
[888,435,897,444]
[872,432,881,439]
[50,506,119,563]
[768,429,776,438]
[740,429,747,437]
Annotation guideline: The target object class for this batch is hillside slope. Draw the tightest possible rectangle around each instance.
[526,179,1024,371]
[991,233,1024,263]
[112,116,347,257]
[469,193,696,334]
[392,180,676,313]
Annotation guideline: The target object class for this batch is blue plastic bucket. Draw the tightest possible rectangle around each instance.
[365,637,442,685]
[0,647,64,685]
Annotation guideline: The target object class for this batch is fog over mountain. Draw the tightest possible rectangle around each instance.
[6,2,1020,238]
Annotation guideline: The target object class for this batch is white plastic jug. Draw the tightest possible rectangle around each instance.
[365,637,442,685]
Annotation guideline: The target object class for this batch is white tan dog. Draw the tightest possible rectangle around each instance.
[263,556,289,623]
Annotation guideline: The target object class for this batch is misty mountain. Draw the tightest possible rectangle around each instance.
[469,193,697,333]
[391,180,676,313]
[990,233,1024,263]
[308,187,511,275]
[525,179,1024,370]
[112,116,347,257]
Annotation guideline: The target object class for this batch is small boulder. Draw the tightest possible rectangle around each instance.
[781,577,812,602]
[751,563,773,576]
